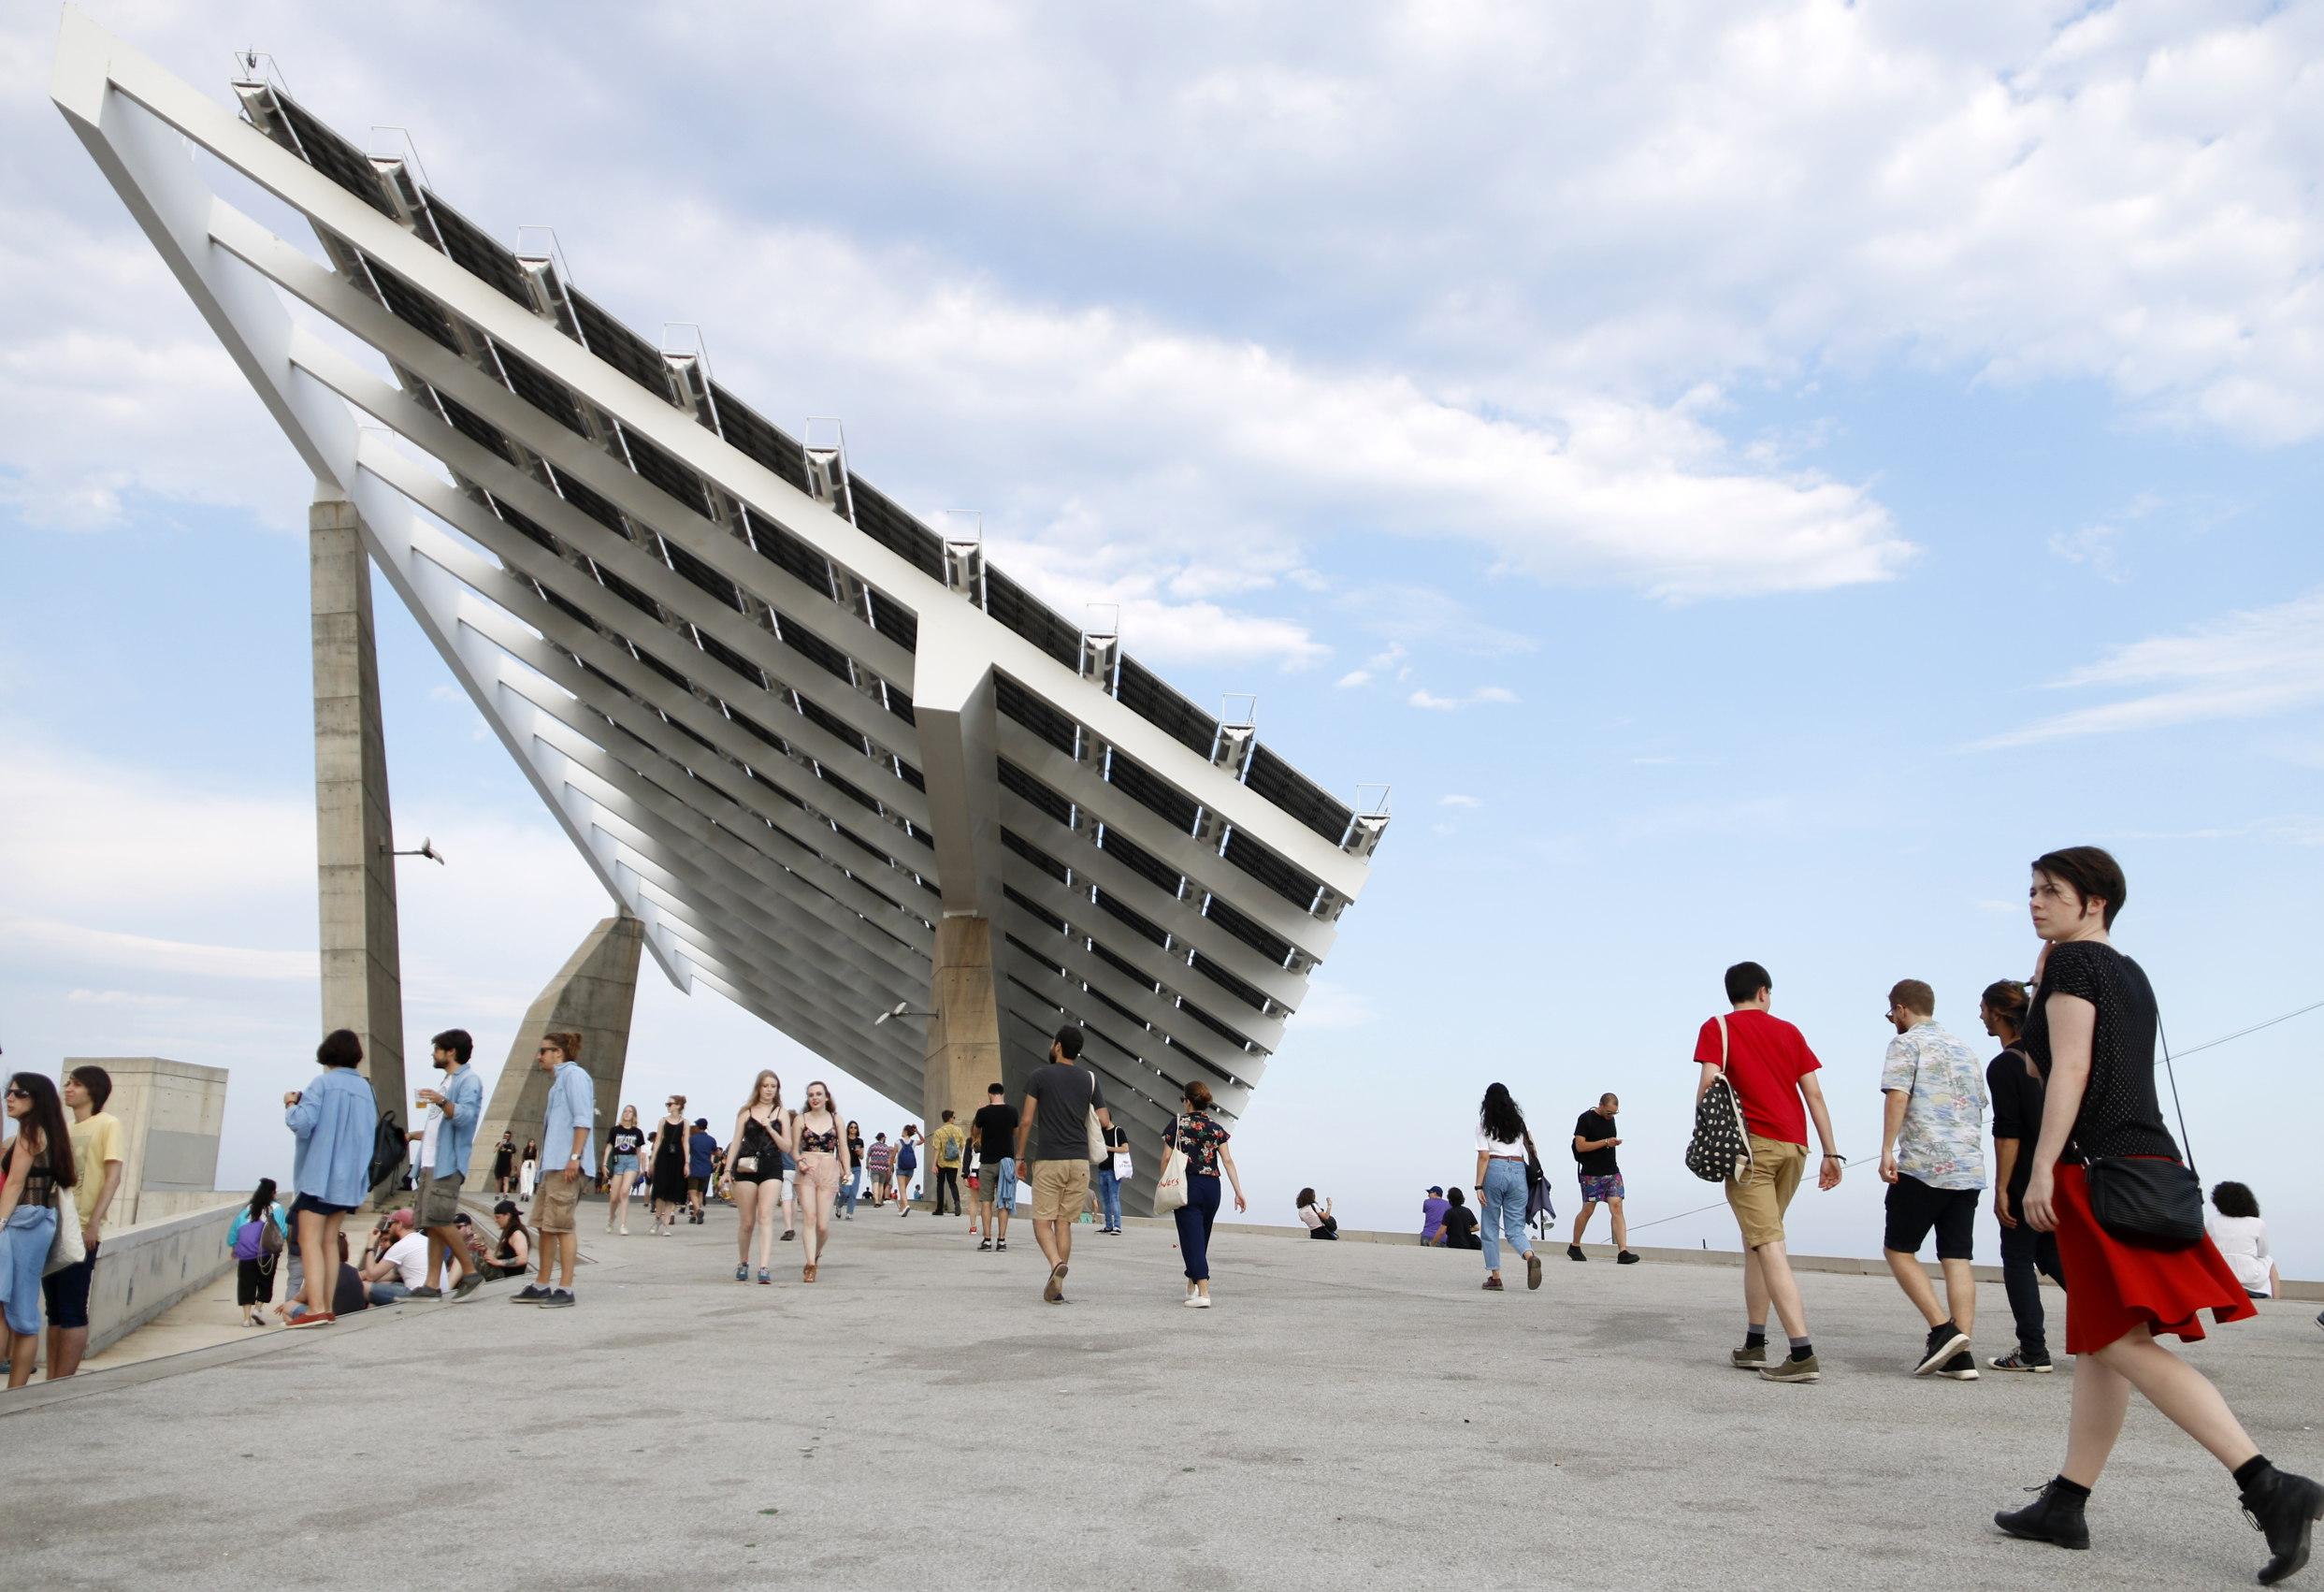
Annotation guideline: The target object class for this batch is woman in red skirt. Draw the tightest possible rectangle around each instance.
[1996,847,2318,1584]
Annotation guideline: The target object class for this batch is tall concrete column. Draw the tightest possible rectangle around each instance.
[310,487,407,1203]
[924,916,1004,1132]
[473,915,644,1181]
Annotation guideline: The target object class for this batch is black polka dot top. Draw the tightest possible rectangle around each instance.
[2019,939,2179,1165]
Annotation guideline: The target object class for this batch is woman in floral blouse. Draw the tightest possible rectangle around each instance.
[1163,1080,1246,1308]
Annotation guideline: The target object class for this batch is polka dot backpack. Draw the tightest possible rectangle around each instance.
[1684,1014,1754,1183]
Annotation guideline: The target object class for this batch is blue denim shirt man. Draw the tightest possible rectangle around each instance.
[412,1028,488,1296]
[518,1032,595,1308]
[541,1056,595,1181]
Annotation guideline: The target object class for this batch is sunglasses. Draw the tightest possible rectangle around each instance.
[2,1087,26,1100]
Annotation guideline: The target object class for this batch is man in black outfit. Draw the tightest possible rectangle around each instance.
[1567,1093,1638,1264]
[1987,1047,2064,1371]
[971,1082,1018,1253]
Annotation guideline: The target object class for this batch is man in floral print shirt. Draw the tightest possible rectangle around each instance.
[1878,978,1989,1381]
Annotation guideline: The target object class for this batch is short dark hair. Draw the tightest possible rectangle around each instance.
[431,1029,473,1065]
[2032,846,2127,929]
[940,1108,955,1122]
[1888,979,1935,1016]
[66,1064,112,1110]
[2210,1180,2260,1220]
[988,1082,1005,1097]
[1445,1186,1466,1207]
[1052,1025,1085,1061]
[317,1028,364,1069]
[1598,1092,1618,1107]
[1724,962,1772,1005]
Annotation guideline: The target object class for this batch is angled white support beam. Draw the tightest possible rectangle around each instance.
[909,616,1005,920]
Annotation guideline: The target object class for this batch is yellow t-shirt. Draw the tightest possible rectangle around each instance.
[70,1111,124,1226]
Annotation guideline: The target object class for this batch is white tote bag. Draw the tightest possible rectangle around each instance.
[44,1189,85,1278]
[1112,1149,1134,1182]
[1152,1146,1189,1215]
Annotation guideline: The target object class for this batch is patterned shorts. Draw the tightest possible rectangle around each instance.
[1579,1172,1625,1204]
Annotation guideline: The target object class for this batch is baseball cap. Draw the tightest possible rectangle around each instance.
[1426,1185,1444,1195]
[694,1117,710,1129]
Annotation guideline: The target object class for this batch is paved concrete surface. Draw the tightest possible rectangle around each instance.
[4,1208,2319,1589]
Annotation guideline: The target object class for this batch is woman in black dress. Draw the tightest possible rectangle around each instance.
[491,1132,516,1196]
[1995,847,2317,1582]
[647,1095,693,1236]
[729,1071,788,1285]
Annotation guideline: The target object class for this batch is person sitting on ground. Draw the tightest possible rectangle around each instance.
[2206,1182,2279,1300]
[281,1234,368,1320]
[1421,1185,1448,1245]
[358,1208,431,1304]
[1438,1186,1480,1250]
[483,1200,530,1280]
[451,1211,493,1276]
[1297,1189,1339,1239]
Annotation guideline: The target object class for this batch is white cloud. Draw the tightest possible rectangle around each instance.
[1438,793,1482,808]
[2048,524,2125,580]
[1334,669,1372,688]
[1978,588,2324,748]
[1,917,317,982]
[1407,686,1521,712]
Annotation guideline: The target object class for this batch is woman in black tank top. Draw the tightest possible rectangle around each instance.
[729,1071,789,1286]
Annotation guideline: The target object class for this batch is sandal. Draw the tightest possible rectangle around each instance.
[802,1264,816,1283]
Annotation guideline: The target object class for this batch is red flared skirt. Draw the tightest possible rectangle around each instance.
[2053,1162,2256,1355]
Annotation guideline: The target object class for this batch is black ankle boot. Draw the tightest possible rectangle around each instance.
[2242,1467,2323,1586]
[1996,1481,2090,1550]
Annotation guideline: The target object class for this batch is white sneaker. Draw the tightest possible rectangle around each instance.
[1188,1295,1212,1309]
[619,1224,629,1236]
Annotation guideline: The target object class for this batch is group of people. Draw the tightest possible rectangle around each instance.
[1416,1090,1639,1271]
[0,1064,123,1387]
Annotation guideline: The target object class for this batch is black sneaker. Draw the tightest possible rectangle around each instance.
[1565,1244,1586,1262]
[1995,1481,2090,1550]
[540,1289,576,1309]
[1615,1251,1640,1265]
[1935,1350,1980,1381]
[994,1238,1007,1252]
[1989,1350,2053,1373]
[406,1285,444,1300]
[2242,1467,2324,1586]
[977,1237,992,1252]
[781,1229,795,1241]
[511,1284,548,1304]
[451,1273,484,1300]
[1915,1323,1970,1376]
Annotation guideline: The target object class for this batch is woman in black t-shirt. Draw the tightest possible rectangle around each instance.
[491,1132,516,1195]
[602,1106,646,1236]
[1995,847,2314,1578]
[1437,1187,1480,1250]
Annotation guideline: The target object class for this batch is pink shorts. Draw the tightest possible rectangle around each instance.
[798,1153,841,1194]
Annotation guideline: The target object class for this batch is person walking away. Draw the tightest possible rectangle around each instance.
[2207,1183,2279,1299]
[1984,978,2064,1373]
[1991,847,2318,1582]
[929,1110,968,1218]
[1472,1083,1544,1294]
[1164,1080,1246,1306]
[1437,1187,1480,1249]
[1015,1026,1116,1303]
[840,1122,865,1219]
[894,1124,920,1216]
[228,1179,291,1325]
[515,1031,594,1308]
[686,1119,717,1223]
[491,1131,516,1196]
[973,1085,1017,1252]
[603,1107,646,1234]
[1297,1190,1338,1238]
[730,1071,789,1284]
[1696,962,1845,1382]
[864,1134,894,1208]
[42,1064,124,1378]
[1096,1117,1129,1235]
[647,1097,691,1235]
[282,1029,378,1329]
[1878,979,1990,1380]
[1567,1093,1637,1265]
[411,1029,484,1300]
[1421,1186,1449,1245]
[518,1141,539,1204]
[792,1081,847,1281]
[0,1073,76,1386]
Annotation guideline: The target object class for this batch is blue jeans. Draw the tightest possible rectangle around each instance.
[837,1169,859,1216]
[1096,1165,1122,1229]
[1175,1174,1221,1281]
[366,1280,411,1306]
[0,1205,57,1335]
[1480,1159,1532,1272]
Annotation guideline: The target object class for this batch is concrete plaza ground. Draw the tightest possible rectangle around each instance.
[4,1206,2319,1589]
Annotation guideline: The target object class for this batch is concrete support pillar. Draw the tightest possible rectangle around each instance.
[924,916,1004,1133]
[310,488,406,1204]
[474,915,644,1180]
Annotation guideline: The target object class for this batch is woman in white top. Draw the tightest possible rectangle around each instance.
[1472,1082,1543,1293]
[2206,1181,2278,1299]
[1296,1188,1338,1240]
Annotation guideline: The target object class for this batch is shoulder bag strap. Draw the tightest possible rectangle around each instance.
[1716,1012,1729,1069]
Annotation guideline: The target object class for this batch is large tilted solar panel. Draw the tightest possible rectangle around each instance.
[51,22,1388,1194]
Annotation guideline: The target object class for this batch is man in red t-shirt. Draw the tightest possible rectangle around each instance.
[1693,961,1844,1383]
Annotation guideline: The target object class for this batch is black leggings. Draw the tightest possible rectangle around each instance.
[236,1257,279,1306]
[934,1167,961,1215]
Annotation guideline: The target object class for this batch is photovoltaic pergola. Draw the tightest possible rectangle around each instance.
[52,14,1386,1183]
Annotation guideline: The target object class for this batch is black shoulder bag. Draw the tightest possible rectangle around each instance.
[2081,1147,2203,1250]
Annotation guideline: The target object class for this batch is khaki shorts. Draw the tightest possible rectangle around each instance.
[1030,1158,1090,1223]
[534,1168,583,1234]
[1725,1135,1807,1250]
[416,1168,464,1228]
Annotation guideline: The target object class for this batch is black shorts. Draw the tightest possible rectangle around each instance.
[1884,1174,1978,1261]
[686,1176,708,1194]
[290,1193,358,1219]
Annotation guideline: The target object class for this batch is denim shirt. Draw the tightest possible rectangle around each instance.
[286,1066,380,1207]
[539,1061,595,1177]
[433,1064,485,1179]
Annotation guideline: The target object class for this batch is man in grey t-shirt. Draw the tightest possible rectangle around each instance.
[1015,1024,1115,1303]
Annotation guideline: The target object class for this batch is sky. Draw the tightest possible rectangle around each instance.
[5,1,2322,1276]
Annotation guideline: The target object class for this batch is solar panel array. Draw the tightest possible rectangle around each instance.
[224,76,1384,1143]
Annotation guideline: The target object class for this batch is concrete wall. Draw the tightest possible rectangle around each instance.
[85,1196,243,1355]
[65,1056,226,1229]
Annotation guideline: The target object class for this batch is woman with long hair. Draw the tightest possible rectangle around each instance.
[1164,1080,1247,1308]
[483,1199,531,1279]
[729,1071,789,1284]
[602,1106,646,1236]
[894,1123,920,1216]
[1472,1082,1543,1293]
[647,1095,693,1236]
[792,1081,848,1282]
[518,1140,539,1204]
[1982,977,2063,1374]
[227,1177,291,1326]
[1296,1188,1338,1239]
[838,1121,865,1219]
[1994,847,2317,1581]
[491,1131,516,1196]
[0,1072,77,1385]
